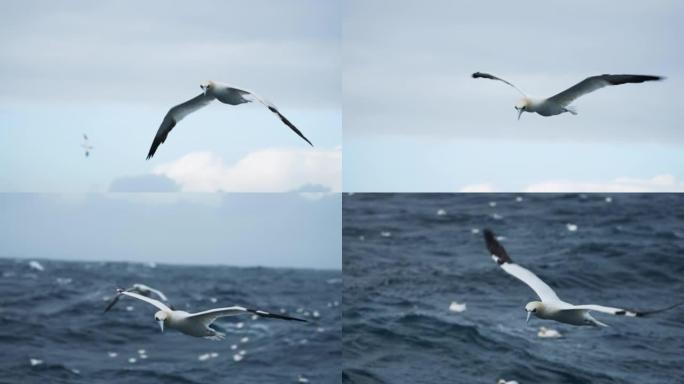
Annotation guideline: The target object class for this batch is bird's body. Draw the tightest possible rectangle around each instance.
[146,81,313,159]
[472,72,663,120]
[482,229,683,327]
[109,290,306,340]
[516,97,571,117]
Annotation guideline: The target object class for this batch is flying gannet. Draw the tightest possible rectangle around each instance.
[110,289,306,340]
[472,72,663,120]
[81,134,93,157]
[146,81,313,159]
[483,229,683,326]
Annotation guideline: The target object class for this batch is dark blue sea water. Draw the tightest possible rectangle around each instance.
[343,194,684,384]
[0,259,341,383]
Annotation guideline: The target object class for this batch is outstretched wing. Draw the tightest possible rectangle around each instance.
[472,72,526,97]
[569,302,684,318]
[240,91,314,147]
[147,93,215,159]
[546,74,663,107]
[187,306,307,326]
[484,229,563,303]
[118,290,172,312]
[131,284,169,302]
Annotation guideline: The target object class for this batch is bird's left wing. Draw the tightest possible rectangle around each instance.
[484,229,564,304]
[147,92,215,159]
[119,290,172,312]
[146,287,168,302]
[472,72,526,96]
[187,306,307,326]
[240,91,314,147]
[547,74,663,107]
[569,302,684,317]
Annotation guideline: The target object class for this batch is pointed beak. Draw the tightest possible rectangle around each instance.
[158,320,164,333]
[526,311,531,323]
[200,85,207,96]
[517,108,524,120]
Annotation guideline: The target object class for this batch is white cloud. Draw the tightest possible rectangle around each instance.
[524,174,684,192]
[153,148,341,192]
[458,183,496,192]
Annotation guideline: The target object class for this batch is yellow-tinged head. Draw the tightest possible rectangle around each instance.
[525,301,543,322]
[200,80,215,95]
[514,97,531,120]
[154,311,168,332]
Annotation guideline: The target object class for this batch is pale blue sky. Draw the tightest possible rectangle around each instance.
[344,0,684,192]
[0,193,341,269]
[0,0,340,193]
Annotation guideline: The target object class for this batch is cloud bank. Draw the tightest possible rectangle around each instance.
[153,148,341,192]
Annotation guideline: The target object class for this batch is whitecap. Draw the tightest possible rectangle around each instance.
[448,301,467,313]
[28,261,44,272]
[29,358,43,366]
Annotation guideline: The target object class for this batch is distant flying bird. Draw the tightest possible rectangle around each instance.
[104,284,171,312]
[111,289,306,340]
[146,81,314,159]
[81,134,93,157]
[472,72,663,120]
[483,229,683,326]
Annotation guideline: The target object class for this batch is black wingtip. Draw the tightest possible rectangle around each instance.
[483,229,512,264]
[249,309,308,322]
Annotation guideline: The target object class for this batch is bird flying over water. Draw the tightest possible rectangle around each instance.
[146,81,314,159]
[109,289,306,340]
[483,229,683,326]
[472,72,663,120]
[81,134,93,157]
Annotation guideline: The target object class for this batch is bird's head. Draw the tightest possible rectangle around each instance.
[514,98,531,120]
[154,311,168,332]
[200,81,214,95]
[525,301,543,322]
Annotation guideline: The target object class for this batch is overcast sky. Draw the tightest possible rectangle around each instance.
[343,0,684,192]
[0,0,340,193]
[0,193,341,269]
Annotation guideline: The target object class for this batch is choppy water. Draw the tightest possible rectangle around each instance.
[0,259,341,383]
[343,194,684,384]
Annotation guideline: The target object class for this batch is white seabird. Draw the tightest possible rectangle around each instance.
[146,81,313,159]
[81,134,93,157]
[472,72,663,120]
[110,289,306,340]
[104,284,171,312]
[537,326,562,338]
[483,229,684,326]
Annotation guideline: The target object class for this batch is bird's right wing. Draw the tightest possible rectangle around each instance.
[484,229,563,303]
[569,302,684,317]
[546,74,663,107]
[187,306,307,326]
[472,72,526,96]
[119,291,172,312]
[146,93,215,159]
[239,91,314,147]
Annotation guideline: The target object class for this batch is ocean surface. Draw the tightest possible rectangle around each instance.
[0,259,341,383]
[343,194,684,384]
